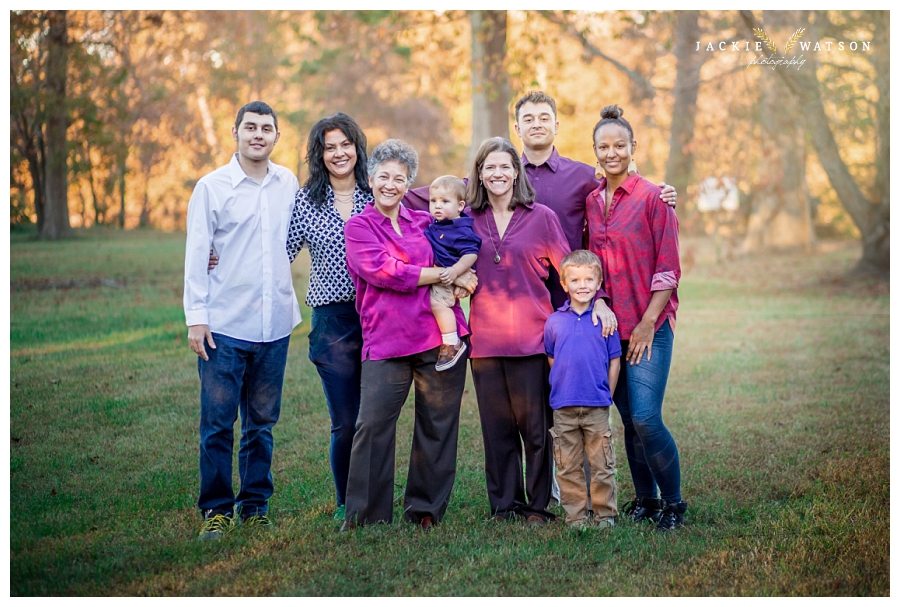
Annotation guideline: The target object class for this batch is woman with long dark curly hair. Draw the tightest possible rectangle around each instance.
[284,113,373,521]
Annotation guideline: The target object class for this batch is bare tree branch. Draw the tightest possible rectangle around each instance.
[537,10,655,99]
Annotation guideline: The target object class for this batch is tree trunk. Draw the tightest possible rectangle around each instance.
[664,11,704,234]
[740,10,888,276]
[139,180,151,228]
[468,10,510,166]
[39,9,73,240]
[742,11,813,253]
[118,156,127,229]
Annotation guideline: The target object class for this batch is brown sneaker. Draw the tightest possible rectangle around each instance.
[435,341,467,371]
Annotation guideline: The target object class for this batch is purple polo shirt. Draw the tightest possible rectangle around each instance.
[345,203,470,361]
[468,201,570,358]
[544,301,622,410]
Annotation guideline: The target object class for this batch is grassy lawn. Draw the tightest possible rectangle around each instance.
[9,227,889,596]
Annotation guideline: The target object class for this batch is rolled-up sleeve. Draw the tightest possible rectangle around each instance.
[183,182,215,326]
[345,218,422,293]
[650,196,681,291]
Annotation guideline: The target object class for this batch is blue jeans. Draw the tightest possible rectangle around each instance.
[613,321,682,503]
[308,301,363,507]
[198,332,290,517]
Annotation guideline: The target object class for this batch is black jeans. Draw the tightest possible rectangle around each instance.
[344,343,468,525]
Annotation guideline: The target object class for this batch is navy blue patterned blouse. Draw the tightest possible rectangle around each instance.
[286,184,372,308]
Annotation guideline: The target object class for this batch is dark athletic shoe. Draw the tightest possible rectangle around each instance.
[435,341,467,371]
[622,497,664,524]
[656,500,688,532]
[240,514,274,530]
[198,512,234,541]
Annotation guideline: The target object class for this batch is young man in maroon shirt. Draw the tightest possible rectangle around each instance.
[513,91,676,309]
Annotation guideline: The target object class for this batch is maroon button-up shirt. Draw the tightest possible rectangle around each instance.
[468,201,570,358]
[522,147,599,251]
[585,173,680,341]
[345,203,470,361]
[523,148,601,309]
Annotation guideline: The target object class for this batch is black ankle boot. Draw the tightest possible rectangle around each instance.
[656,500,688,531]
[622,497,664,523]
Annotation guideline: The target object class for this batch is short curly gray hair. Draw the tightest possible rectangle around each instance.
[367,139,419,186]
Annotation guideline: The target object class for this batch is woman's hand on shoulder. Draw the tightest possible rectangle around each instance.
[591,299,618,338]
[658,182,677,208]
[453,268,478,294]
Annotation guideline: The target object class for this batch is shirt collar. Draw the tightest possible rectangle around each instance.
[558,300,593,317]
[521,147,560,172]
[364,200,414,223]
[228,153,282,189]
[599,172,640,195]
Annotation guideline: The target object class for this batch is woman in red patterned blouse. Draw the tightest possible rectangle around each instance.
[585,105,687,532]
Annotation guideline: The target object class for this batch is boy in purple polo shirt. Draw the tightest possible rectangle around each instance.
[544,249,622,528]
[424,175,482,371]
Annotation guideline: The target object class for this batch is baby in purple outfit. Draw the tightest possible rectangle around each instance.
[423,175,482,371]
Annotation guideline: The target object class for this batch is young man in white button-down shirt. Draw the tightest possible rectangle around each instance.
[183,101,301,540]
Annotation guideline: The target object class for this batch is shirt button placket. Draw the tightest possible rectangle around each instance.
[260,187,272,340]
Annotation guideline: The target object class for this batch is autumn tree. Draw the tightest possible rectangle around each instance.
[10,10,74,239]
[468,10,510,164]
[741,10,889,275]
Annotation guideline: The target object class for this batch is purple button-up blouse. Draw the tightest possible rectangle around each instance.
[345,203,470,361]
[468,201,570,358]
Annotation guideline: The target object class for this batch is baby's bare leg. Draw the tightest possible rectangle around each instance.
[431,295,459,335]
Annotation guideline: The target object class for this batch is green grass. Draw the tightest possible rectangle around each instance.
[9,229,889,596]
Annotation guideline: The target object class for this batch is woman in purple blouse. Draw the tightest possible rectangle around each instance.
[465,137,615,526]
[340,139,477,531]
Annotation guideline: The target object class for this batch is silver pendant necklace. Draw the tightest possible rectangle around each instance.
[486,207,525,264]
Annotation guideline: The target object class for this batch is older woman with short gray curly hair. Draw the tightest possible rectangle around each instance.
[366,137,419,185]
[340,139,477,531]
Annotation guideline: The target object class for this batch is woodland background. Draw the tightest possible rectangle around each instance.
[8,10,890,596]
[8,10,890,276]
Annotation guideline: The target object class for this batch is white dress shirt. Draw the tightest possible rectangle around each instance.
[184,153,301,343]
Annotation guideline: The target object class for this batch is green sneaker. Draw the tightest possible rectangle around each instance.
[240,514,274,530]
[332,505,346,521]
[198,513,234,541]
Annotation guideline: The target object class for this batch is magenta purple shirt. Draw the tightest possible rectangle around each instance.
[345,203,470,361]
[468,201,570,358]
[585,173,680,341]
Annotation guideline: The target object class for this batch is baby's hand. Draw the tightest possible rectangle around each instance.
[440,266,460,286]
